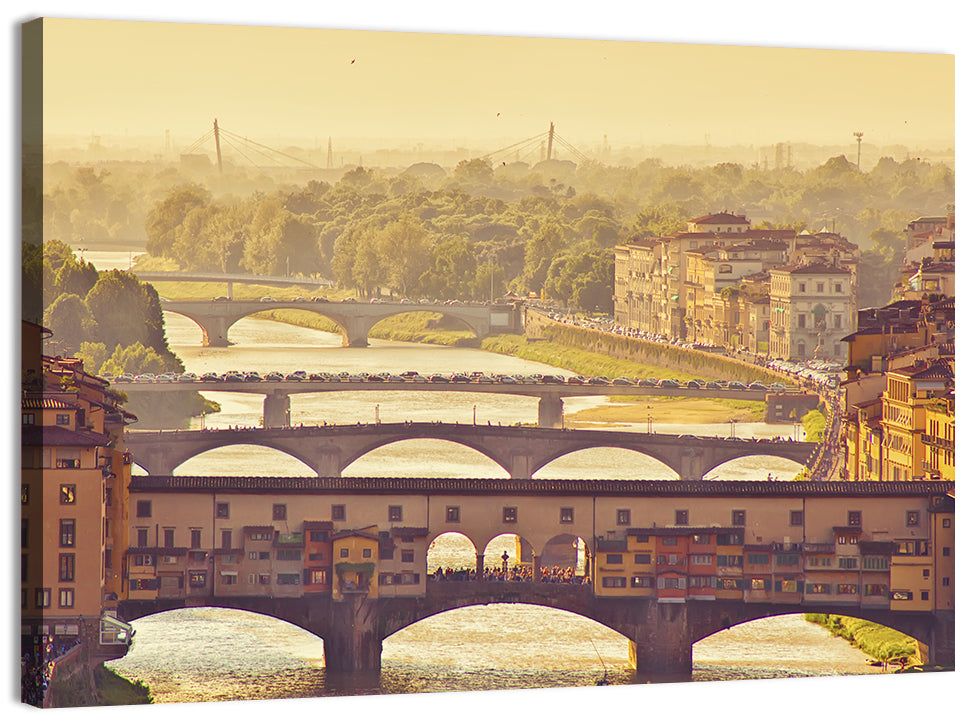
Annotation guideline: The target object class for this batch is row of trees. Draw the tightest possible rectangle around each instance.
[42,153,954,313]
[25,240,214,427]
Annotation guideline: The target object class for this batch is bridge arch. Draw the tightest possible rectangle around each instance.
[367,308,483,338]
[170,444,318,476]
[426,531,478,571]
[341,437,513,478]
[529,443,682,479]
[703,453,806,481]
[533,446,677,479]
[161,305,352,348]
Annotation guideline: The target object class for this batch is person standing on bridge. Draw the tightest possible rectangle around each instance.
[501,550,510,573]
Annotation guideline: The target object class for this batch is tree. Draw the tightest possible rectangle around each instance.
[145,185,211,258]
[84,270,167,354]
[376,217,433,297]
[42,293,96,356]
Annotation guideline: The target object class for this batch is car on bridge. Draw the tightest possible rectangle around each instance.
[285,372,307,381]
[200,372,219,382]
[115,374,134,383]
[409,374,429,383]
[260,297,275,302]
[179,372,198,382]
[311,296,330,302]
[245,372,263,382]
[429,374,449,383]
[265,372,285,381]
[588,376,609,385]
[748,381,768,390]
[612,377,634,386]
[134,374,157,383]
[727,381,747,389]
[705,381,723,389]
[657,379,680,388]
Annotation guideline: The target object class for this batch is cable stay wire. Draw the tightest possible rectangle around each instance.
[218,126,320,169]
[181,129,216,156]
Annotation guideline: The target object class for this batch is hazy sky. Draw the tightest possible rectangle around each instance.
[37,16,954,151]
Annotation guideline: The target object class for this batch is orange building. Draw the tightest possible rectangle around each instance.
[21,321,136,660]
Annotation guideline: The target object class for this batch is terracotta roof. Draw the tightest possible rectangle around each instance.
[243,526,276,534]
[21,425,111,447]
[331,529,380,542]
[304,520,335,530]
[127,477,954,498]
[21,396,81,410]
[690,212,750,225]
[888,357,954,381]
[770,262,852,275]
[390,527,429,537]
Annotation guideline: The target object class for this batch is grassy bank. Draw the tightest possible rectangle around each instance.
[804,614,921,666]
[48,664,152,707]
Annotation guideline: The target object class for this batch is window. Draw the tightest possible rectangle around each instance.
[56,413,70,426]
[798,282,806,293]
[675,510,688,525]
[691,554,714,566]
[215,503,230,519]
[388,505,403,522]
[798,314,807,329]
[310,570,329,585]
[616,509,631,526]
[847,511,862,527]
[163,528,175,548]
[775,554,799,567]
[750,578,769,591]
[634,534,650,543]
[397,573,420,585]
[362,548,372,559]
[189,571,207,588]
[190,529,202,549]
[717,554,743,567]
[445,506,460,523]
[717,533,744,545]
[833,315,842,329]
[692,534,711,545]
[838,557,858,569]
[331,504,346,521]
[634,553,651,564]
[631,576,654,588]
[943,547,951,557]
[806,583,830,594]
[309,530,329,542]
[276,549,301,561]
[502,506,517,523]
[21,484,29,505]
[747,553,769,565]
[662,536,678,546]
[60,485,76,505]
[339,548,349,558]
[864,584,888,596]
[834,283,842,293]
[602,576,627,588]
[790,510,803,526]
[891,590,913,601]
[58,588,74,608]
[922,568,930,579]
[942,577,950,587]
[259,551,270,560]
[22,412,35,425]
[136,500,152,518]
[657,577,685,590]
[906,511,920,527]
[59,554,75,582]
[837,584,857,595]
[21,520,29,549]
[60,519,75,547]
[401,550,415,563]
[248,551,258,560]
[273,504,287,521]
[560,507,574,524]
[863,557,889,570]
[221,530,232,549]
[731,510,746,526]
[308,552,324,562]
[606,554,624,565]
[277,573,301,585]
[36,588,51,608]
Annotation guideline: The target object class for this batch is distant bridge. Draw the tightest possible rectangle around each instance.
[112,376,784,428]
[135,270,333,294]
[158,299,523,348]
[124,422,817,479]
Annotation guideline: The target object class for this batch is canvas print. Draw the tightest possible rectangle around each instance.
[21,16,955,710]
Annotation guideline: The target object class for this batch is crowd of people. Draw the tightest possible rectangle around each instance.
[430,564,591,585]
[21,636,82,706]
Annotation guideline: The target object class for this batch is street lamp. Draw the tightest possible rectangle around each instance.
[473,405,477,425]
[375,404,380,424]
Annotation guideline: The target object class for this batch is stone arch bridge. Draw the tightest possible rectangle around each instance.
[160,299,522,347]
[124,422,816,479]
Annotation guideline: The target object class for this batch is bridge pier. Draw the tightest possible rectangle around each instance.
[628,602,693,679]
[324,595,383,672]
[537,395,564,428]
[199,316,231,347]
[342,317,370,348]
[263,391,291,428]
[929,609,955,666]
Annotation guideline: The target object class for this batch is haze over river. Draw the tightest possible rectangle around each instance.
[89,252,884,702]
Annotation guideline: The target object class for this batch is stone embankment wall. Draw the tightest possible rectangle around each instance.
[524,312,782,384]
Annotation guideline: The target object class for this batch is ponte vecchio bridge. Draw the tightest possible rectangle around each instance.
[124,422,817,479]
[117,476,955,677]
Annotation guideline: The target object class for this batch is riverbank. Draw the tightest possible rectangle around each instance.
[804,614,921,668]
[47,663,152,707]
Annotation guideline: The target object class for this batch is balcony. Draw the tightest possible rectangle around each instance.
[921,434,954,450]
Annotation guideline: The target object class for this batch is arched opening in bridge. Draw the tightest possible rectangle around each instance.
[533,447,676,479]
[482,533,537,578]
[369,311,478,343]
[381,604,630,683]
[704,456,804,482]
[343,439,510,478]
[161,311,204,346]
[540,533,591,581]
[172,445,316,476]
[426,532,477,576]
[691,613,911,680]
[105,607,325,703]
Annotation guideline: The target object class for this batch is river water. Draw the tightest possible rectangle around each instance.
[88,252,886,706]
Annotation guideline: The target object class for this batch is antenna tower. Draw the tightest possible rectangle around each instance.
[853,131,864,171]
[213,118,223,173]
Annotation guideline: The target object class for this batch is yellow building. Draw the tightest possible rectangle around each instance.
[922,393,955,481]
[881,358,954,482]
[21,321,136,653]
